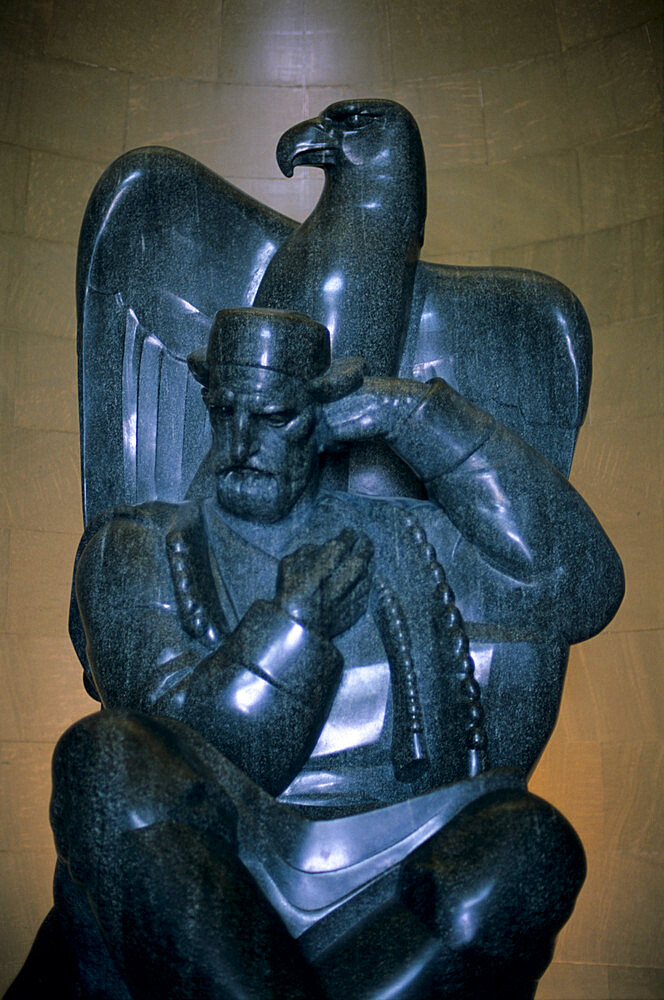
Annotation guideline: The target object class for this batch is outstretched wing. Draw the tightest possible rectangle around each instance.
[78,147,591,531]
[77,146,296,525]
[401,261,592,477]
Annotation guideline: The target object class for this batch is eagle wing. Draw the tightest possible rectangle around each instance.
[77,149,590,530]
[400,261,591,477]
[77,146,295,525]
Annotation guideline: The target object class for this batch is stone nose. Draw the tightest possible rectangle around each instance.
[230,411,259,464]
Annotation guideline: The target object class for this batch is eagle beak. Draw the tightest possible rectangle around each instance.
[276,118,337,178]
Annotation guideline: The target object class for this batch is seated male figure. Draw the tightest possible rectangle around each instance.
[47,307,623,1000]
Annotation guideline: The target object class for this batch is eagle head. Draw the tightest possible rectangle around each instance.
[276,99,426,226]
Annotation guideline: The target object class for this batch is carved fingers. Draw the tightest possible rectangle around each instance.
[276,528,373,638]
[320,376,425,448]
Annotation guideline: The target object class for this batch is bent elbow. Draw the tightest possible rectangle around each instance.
[563,534,625,644]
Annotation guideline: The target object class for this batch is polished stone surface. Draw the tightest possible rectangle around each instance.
[6,101,624,999]
[75,100,594,523]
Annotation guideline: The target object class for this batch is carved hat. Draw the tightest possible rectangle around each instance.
[188,307,365,402]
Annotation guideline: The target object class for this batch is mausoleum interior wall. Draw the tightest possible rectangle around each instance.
[0,2,661,997]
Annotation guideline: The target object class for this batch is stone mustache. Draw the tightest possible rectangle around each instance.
[6,100,624,1000]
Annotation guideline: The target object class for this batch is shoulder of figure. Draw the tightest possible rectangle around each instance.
[79,499,199,546]
[75,500,202,595]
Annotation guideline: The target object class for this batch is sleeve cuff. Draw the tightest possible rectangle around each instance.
[222,599,343,705]
[388,378,495,480]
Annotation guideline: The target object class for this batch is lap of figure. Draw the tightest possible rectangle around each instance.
[9,709,584,1000]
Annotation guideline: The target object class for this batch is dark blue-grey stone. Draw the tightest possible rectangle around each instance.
[6,100,623,1000]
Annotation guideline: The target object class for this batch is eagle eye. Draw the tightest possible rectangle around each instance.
[325,106,378,131]
[343,111,375,130]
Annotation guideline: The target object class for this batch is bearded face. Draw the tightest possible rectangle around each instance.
[206,368,320,524]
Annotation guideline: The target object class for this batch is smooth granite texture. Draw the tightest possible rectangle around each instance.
[74,100,592,524]
[6,101,624,1000]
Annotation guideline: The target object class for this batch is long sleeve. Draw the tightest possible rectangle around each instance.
[75,507,343,795]
[387,379,624,644]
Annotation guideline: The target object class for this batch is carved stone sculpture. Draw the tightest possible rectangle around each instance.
[7,101,624,1000]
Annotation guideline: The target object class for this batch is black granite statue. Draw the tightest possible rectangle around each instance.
[7,101,624,1000]
[75,99,592,523]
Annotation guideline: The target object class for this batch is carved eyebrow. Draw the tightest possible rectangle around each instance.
[261,409,299,426]
[325,105,373,122]
[251,401,304,420]
[326,105,352,118]
[210,396,302,415]
[208,386,307,414]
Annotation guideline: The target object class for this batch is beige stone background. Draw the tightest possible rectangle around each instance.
[0,0,662,996]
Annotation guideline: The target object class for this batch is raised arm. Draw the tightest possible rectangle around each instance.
[323,376,624,644]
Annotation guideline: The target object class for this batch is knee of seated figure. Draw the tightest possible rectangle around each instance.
[400,791,585,959]
[51,710,236,886]
[477,792,586,938]
[51,711,157,876]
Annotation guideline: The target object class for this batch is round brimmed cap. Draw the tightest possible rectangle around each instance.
[188,307,331,385]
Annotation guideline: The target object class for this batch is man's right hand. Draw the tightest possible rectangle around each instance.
[275,528,373,639]
[320,376,427,448]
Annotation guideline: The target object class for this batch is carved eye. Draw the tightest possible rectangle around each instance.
[209,404,232,421]
[264,411,296,428]
[344,111,374,130]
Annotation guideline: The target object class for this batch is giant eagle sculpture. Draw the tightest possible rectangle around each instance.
[76,99,590,522]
